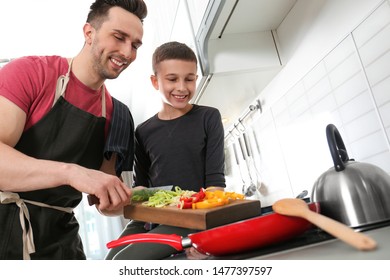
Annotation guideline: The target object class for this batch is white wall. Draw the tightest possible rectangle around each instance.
[224,0,390,207]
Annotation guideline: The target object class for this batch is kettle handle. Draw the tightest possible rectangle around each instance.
[326,124,349,172]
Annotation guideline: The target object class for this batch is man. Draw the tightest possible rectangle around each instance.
[0,0,147,259]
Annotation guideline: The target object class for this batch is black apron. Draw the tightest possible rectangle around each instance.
[0,59,106,260]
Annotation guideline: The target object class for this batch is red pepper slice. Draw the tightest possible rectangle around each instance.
[178,189,207,209]
[191,188,206,203]
[178,200,193,209]
[180,197,194,203]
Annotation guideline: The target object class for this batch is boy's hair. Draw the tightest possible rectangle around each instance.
[152,41,198,74]
[87,0,147,29]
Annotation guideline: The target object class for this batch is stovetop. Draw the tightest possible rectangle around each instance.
[169,201,390,260]
[210,226,333,260]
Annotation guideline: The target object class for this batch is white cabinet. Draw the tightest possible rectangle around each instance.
[208,31,281,74]
[186,0,210,34]
[193,0,297,129]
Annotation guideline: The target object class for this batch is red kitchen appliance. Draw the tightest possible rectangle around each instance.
[107,203,319,256]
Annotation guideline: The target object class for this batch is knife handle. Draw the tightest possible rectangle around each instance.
[106,233,185,251]
[87,194,99,206]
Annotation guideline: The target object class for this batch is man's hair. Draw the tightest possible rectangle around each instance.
[87,0,147,29]
[152,41,198,74]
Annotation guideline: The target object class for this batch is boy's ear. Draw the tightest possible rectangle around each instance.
[150,75,159,90]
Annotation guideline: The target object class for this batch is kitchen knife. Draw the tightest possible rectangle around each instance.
[87,185,174,206]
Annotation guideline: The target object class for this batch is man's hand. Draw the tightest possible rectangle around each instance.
[67,164,132,214]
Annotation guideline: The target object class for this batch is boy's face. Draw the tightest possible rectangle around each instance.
[151,59,198,109]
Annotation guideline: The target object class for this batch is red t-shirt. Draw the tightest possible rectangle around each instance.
[0,56,113,136]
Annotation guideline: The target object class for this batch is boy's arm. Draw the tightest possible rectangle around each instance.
[133,130,151,187]
[205,109,226,188]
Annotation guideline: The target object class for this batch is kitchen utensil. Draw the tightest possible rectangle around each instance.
[232,142,246,195]
[273,198,377,251]
[248,129,270,196]
[238,136,257,198]
[87,185,174,206]
[243,132,262,197]
[124,199,261,230]
[296,190,308,199]
[107,203,319,256]
[243,132,262,177]
[311,124,390,228]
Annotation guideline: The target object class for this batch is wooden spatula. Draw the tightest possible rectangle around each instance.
[272,198,377,251]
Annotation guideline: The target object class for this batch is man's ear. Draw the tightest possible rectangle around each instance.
[83,23,94,45]
[150,74,159,90]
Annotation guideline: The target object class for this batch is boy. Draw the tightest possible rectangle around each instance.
[106,41,226,260]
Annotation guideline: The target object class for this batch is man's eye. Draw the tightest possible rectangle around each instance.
[114,35,124,41]
[132,43,142,50]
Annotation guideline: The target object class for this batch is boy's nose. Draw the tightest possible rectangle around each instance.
[177,80,186,91]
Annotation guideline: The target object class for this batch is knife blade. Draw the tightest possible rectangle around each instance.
[87,185,174,206]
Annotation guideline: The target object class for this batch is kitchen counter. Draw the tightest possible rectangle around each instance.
[250,225,390,260]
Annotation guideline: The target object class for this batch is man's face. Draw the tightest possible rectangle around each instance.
[89,7,144,80]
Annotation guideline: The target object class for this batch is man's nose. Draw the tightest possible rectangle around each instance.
[121,44,134,62]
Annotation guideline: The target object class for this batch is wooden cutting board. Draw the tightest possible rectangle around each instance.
[123,199,261,230]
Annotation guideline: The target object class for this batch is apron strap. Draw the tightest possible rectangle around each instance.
[54,58,107,118]
[101,86,106,118]
[0,191,73,260]
[54,58,73,106]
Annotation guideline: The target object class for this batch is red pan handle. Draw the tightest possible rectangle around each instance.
[106,233,185,251]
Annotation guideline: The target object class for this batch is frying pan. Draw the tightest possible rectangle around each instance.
[107,202,319,256]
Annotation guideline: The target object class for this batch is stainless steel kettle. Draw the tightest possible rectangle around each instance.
[311,124,390,228]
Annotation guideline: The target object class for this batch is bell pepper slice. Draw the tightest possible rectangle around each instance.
[192,198,228,209]
[179,200,194,209]
[178,188,245,209]
[178,196,194,209]
[191,188,206,203]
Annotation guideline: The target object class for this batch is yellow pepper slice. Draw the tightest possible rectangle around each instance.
[192,190,245,209]
[192,198,228,209]
[204,190,245,200]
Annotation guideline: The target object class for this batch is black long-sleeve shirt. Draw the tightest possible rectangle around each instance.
[133,105,226,191]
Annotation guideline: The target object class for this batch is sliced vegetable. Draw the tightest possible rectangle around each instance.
[180,188,245,210]
[178,197,194,209]
[204,189,245,200]
[192,198,228,209]
[138,186,245,210]
[141,186,195,208]
[191,188,206,203]
[131,189,160,202]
